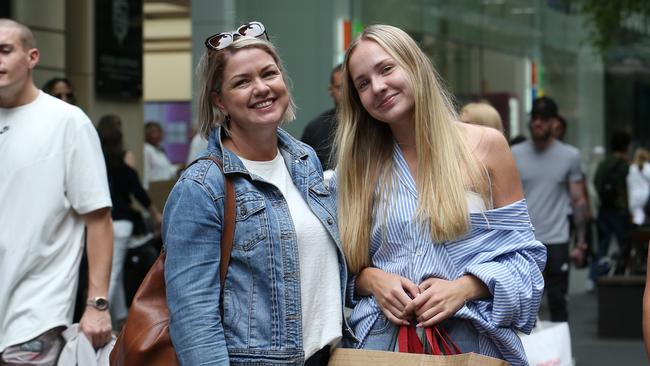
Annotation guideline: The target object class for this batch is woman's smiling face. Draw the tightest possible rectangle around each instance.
[213,47,289,133]
[347,39,415,128]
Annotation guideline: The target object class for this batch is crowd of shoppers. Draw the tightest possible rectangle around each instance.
[3,15,650,366]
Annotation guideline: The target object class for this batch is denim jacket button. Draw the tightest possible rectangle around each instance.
[240,206,247,216]
[327,217,334,225]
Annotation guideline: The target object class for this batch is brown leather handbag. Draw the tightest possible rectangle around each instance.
[110,157,236,366]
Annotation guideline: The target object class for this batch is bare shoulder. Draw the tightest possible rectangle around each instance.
[457,122,523,205]
[457,122,509,166]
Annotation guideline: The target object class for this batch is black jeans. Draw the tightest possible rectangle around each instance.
[544,243,569,322]
[592,208,630,276]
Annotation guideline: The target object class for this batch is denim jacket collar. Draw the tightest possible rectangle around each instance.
[207,126,309,176]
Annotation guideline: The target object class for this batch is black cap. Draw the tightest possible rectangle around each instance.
[531,96,558,120]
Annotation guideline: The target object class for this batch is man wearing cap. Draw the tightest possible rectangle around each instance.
[512,96,588,322]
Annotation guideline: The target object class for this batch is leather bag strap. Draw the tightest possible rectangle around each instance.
[195,156,235,287]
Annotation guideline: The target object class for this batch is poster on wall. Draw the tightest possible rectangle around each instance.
[144,102,191,164]
[95,0,143,98]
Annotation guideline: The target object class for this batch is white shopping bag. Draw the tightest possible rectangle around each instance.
[519,320,573,366]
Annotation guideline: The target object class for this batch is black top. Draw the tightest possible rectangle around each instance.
[300,108,337,170]
[108,163,152,226]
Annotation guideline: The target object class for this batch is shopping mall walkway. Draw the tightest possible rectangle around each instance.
[559,268,646,365]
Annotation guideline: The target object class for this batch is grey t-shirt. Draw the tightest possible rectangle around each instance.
[512,140,583,244]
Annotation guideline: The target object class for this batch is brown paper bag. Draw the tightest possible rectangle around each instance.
[328,348,510,366]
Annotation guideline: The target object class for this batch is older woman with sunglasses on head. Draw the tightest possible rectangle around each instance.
[163,22,351,365]
[334,25,546,365]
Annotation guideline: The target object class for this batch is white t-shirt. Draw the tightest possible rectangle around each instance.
[0,92,112,352]
[143,142,177,188]
[239,151,342,359]
[627,162,650,225]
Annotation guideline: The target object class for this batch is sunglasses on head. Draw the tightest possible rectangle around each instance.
[204,21,268,51]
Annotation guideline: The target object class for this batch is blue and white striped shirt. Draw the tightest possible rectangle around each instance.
[344,145,547,366]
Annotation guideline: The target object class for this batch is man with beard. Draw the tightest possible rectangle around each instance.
[512,96,588,322]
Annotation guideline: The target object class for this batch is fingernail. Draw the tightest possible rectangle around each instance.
[416,323,423,328]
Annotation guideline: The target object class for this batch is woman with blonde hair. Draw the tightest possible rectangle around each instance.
[627,147,650,225]
[460,102,504,133]
[163,22,348,365]
[335,24,545,365]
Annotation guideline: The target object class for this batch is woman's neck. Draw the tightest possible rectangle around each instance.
[223,126,279,161]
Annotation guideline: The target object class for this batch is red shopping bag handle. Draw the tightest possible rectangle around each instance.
[398,325,462,355]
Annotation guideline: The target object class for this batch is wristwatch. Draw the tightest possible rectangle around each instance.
[86,297,110,311]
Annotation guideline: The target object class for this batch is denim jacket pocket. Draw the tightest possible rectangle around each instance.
[234,192,269,251]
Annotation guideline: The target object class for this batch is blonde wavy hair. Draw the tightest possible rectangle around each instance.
[196,37,297,139]
[335,25,489,273]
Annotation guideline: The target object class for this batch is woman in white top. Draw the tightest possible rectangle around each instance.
[627,148,650,225]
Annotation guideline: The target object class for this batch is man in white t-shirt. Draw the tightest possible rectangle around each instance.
[0,19,114,365]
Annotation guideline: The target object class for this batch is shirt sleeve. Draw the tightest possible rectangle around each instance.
[64,112,112,214]
[459,229,547,334]
[164,176,229,365]
[568,149,584,182]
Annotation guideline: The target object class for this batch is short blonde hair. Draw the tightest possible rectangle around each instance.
[196,37,296,139]
[460,102,504,133]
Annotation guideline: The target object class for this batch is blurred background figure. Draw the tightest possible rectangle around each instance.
[552,115,567,141]
[185,126,208,165]
[627,148,650,226]
[301,64,342,172]
[509,134,527,146]
[42,76,76,105]
[143,121,179,189]
[593,131,632,275]
[97,114,162,328]
[459,101,504,133]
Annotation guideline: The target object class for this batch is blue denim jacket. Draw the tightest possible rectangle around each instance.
[163,127,353,365]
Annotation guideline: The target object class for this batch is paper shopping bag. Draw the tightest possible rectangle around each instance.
[519,321,572,366]
[328,348,509,366]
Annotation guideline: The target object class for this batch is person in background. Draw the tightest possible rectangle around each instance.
[163,21,350,365]
[0,18,113,364]
[96,114,162,328]
[335,24,545,366]
[593,131,632,275]
[301,64,343,171]
[42,76,76,105]
[185,127,209,165]
[627,148,650,226]
[509,135,527,146]
[143,121,179,189]
[459,102,504,133]
[552,114,567,141]
[512,96,588,322]
[643,247,650,361]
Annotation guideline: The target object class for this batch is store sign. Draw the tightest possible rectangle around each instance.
[95,0,143,98]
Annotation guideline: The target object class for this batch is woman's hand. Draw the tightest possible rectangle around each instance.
[405,275,490,327]
[357,268,420,325]
[404,278,467,327]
